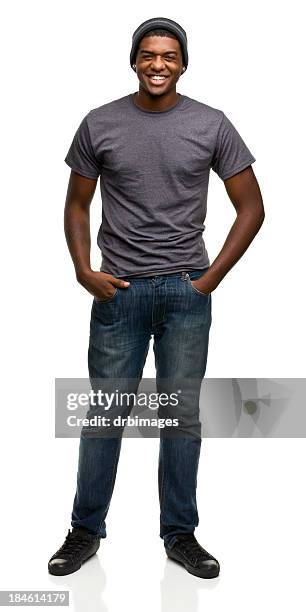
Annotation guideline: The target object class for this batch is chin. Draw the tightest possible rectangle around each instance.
[141,82,172,96]
[147,88,168,96]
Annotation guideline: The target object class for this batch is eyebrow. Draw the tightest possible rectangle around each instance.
[139,49,178,55]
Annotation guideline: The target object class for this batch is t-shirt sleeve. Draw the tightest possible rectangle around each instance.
[64,113,101,179]
[211,112,256,180]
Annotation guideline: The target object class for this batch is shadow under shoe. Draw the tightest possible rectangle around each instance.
[48,527,101,576]
[165,533,220,579]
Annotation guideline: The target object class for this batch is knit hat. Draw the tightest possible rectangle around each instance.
[130,17,188,72]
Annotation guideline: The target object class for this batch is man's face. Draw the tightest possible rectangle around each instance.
[135,35,184,96]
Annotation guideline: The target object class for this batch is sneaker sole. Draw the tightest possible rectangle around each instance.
[48,544,100,576]
[165,549,220,579]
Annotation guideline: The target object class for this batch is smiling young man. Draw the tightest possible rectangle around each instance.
[48,17,264,579]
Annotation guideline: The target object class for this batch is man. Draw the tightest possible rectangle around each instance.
[48,17,264,579]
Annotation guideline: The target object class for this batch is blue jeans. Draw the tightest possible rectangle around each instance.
[71,268,212,550]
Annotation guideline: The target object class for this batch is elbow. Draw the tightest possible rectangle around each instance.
[253,197,265,225]
[255,209,265,232]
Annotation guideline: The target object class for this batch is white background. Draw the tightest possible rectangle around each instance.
[1,1,305,610]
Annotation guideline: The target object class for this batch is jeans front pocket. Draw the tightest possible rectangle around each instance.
[94,286,119,303]
[186,271,211,297]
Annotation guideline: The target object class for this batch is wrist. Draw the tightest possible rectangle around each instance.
[76,266,92,283]
[200,267,222,292]
[195,280,215,294]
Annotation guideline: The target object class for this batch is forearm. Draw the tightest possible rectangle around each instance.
[64,203,91,279]
[203,209,265,292]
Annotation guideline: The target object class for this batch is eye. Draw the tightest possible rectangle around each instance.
[141,54,176,61]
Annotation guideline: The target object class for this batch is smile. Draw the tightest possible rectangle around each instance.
[146,75,169,86]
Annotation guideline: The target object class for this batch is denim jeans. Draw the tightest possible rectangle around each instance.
[71,268,212,550]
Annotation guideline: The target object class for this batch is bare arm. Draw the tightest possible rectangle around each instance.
[64,171,129,300]
[192,166,265,294]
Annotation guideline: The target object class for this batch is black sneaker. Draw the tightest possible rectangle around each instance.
[165,533,220,579]
[48,528,100,576]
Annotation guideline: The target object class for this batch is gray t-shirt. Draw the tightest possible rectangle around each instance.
[64,92,256,278]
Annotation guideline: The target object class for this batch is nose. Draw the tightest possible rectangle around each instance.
[150,56,166,71]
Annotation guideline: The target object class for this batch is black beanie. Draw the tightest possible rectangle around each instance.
[130,17,188,71]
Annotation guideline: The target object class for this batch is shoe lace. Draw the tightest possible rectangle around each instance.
[176,534,210,565]
[54,530,94,559]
